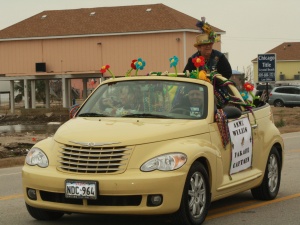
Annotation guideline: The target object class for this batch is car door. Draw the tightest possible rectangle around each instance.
[289,87,300,105]
[211,84,262,198]
[295,88,300,105]
[284,87,294,104]
[213,113,262,197]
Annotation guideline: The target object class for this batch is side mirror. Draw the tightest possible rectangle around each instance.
[69,104,80,118]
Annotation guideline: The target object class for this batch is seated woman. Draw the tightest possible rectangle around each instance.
[102,85,142,116]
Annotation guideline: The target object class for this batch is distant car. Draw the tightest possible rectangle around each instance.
[268,85,300,107]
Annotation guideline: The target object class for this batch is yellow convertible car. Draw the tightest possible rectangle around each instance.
[22,74,284,225]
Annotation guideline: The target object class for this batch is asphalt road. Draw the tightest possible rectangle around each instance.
[1,132,300,225]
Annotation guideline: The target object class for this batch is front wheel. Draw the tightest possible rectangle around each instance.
[273,100,284,107]
[171,161,211,225]
[251,147,281,200]
[26,203,64,220]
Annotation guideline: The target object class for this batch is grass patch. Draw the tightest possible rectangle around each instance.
[0,156,25,168]
[275,118,285,127]
[274,109,285,128]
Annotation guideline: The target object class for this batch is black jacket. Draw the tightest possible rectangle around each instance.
[183,49,232,79]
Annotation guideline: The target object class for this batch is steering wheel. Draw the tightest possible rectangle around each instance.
[170,107,190,115]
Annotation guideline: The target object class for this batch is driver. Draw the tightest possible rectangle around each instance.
[172,85,204,117]
[187,87,204,117]
[188,89,203,107]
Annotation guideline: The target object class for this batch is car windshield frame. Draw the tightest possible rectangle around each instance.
[76,79,208,120]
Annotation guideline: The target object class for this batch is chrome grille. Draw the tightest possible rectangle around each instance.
[58,144,132,174]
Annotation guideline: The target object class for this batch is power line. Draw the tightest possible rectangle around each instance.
[222,36,300,42]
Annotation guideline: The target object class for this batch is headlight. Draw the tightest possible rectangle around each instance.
[25,147,49,168]
[140,153,187,172]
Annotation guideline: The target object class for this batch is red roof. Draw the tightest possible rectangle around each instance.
[252,42,300,61]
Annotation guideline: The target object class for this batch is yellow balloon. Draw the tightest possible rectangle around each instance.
[199,70,210,82]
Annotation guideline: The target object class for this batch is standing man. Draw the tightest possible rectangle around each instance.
[183,18,232,79]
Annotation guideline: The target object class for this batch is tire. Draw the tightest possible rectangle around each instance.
[273,100,284,107]
[171,162,211,225]
[25,203,64,220]
[251,147,281,200]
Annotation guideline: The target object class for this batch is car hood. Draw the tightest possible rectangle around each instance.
[53,117,209,146]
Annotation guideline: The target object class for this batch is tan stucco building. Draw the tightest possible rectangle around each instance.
[0,4,226,113]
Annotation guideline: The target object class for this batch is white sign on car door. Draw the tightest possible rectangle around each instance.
[228,117,253,174]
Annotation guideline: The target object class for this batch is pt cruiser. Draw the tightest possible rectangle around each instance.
[22,74,284,225]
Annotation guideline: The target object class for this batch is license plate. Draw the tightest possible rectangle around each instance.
[65,180,98,199]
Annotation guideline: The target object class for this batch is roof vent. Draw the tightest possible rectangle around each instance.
[146,8,152,12]
[90,12,96,16]
[41,15,47,19]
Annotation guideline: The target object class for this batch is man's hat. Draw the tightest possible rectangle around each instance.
[194,33,214,47]
[194,17,219,47]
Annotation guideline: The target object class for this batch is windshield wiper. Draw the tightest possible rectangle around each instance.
[122,113,173,118]
[77,113,109,117]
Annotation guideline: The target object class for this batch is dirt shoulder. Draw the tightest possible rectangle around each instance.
[0,111,69,126]
[0,133,49,168]
[271,106,300,134]
[0,111,70,168]
[0,106,299,168]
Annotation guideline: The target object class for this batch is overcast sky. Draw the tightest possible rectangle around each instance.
[1,0,299,72]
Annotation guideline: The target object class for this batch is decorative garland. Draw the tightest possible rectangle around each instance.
[99,55,256,114]
[215,109,230,147]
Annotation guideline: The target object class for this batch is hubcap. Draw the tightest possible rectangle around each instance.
[275,101,283,107]
[188,172,206,218]
[268,154,279,193]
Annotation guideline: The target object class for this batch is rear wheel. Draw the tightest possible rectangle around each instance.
[171,161,211,225]
[25,203,64,220]
[251,147,281,200]
[273,100,284,107]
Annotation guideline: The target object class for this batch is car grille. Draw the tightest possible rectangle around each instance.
[57,144,133,174]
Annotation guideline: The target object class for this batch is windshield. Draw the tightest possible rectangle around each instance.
[77,80,208,119]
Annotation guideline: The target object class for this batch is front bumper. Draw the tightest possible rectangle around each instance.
[22,165,187,215]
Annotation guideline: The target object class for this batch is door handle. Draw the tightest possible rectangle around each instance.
[251,124,258,129]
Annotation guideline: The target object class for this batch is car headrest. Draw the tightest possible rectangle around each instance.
[223,106,242,119]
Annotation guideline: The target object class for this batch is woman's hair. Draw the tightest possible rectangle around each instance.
[121,85,142,110]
